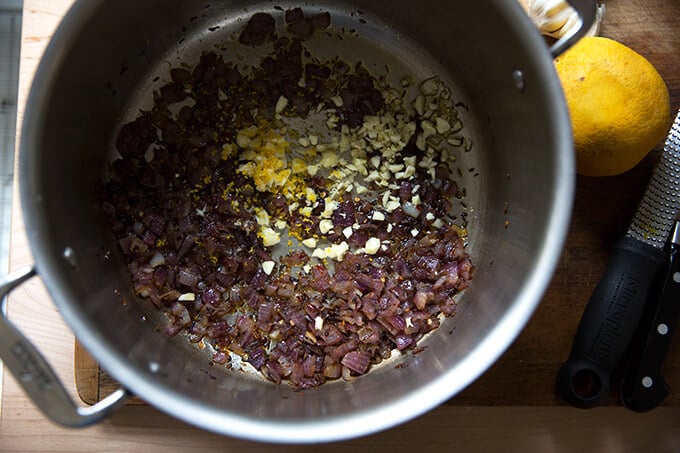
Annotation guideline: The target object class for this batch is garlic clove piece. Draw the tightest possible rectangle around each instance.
[526,0,605,40]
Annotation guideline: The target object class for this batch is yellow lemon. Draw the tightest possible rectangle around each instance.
[554,36,671,176]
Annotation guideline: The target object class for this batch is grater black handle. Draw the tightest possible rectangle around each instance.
[556,236,665,408]
[621,238,680,412]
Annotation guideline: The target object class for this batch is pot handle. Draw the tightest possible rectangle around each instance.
[0,266,129,427]
[549,0,598,58]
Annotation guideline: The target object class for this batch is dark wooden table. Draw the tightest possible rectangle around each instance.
[456,0,680,406]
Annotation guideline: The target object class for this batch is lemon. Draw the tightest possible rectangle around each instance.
[554,36,671,176]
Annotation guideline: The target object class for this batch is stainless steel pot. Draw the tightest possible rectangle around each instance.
[1,0,595,443]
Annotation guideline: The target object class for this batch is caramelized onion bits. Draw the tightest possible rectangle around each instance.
[102,9,474,389]
[341,350,371,375]
[285,8,331,41]
[238,12,276,46]
[115,114,157,159]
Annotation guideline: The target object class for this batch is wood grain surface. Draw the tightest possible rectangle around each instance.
[3,1,680,451]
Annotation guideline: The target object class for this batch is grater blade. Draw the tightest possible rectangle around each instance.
[628,109,680,248]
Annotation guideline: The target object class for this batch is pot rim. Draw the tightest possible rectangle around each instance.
[18,0,574,443]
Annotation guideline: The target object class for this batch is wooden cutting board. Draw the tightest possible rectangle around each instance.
[75,0,680,407]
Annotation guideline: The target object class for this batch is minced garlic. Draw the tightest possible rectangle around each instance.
[259,227,281,247]
[302,238,318,248]
[262,261,275,275]
[372,211,386,222]
[222,70,470,264]
[364,237,381,255]
[319,219,334,234]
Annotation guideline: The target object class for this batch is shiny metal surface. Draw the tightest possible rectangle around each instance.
[550,0,598,58]
[0,0,22,400]
[0,267,130,425]
[671,218,680,246]
[17,0,575,443]
[0,0,21,277]
[628,109,680,248]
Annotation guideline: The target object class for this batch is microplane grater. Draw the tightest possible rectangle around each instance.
[628,109,680,248]
[558,109,680,409]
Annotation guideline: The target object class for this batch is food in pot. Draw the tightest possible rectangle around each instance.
[100,9,474,388]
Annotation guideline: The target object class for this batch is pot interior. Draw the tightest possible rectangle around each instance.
[20,0,572,442]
